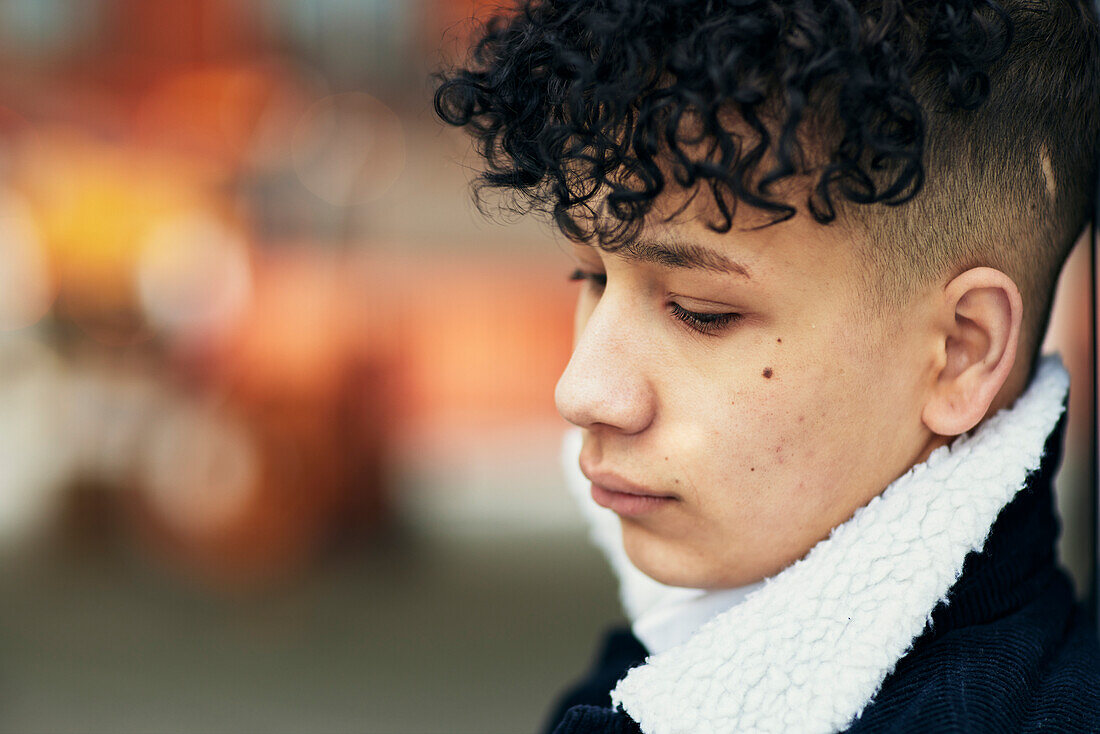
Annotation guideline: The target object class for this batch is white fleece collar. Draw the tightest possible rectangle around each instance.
[561,355,1069,734]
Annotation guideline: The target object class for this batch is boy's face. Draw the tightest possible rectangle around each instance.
[555,196,947,588]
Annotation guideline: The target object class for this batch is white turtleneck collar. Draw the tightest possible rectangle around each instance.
[560,354,1069,734]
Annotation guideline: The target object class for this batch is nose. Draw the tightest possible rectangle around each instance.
[554,292,656,434]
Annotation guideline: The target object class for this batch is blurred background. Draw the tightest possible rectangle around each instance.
[0,1,1091,733]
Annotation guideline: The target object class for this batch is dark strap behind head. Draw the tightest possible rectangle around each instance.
[1090,186,1098,629]
[1086,0,1100,633]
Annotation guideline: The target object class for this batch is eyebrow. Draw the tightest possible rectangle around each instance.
[610,237,752,279]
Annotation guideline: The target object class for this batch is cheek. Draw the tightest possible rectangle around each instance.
[700,369,854,507]
[738,360,900,514]
[696,400,852,570]
[660,385,789,519]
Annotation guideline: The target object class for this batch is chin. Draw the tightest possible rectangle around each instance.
[622,530,763,589]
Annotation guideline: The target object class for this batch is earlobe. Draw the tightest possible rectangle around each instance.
[921,267,1023,437]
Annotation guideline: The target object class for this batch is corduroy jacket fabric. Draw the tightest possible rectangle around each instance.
[543,414,1100,733]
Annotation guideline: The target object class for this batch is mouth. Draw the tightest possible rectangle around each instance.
[589,482,678,516]
[580,462,679,517]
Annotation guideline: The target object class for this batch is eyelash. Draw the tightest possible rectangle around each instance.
[567,268,741,336]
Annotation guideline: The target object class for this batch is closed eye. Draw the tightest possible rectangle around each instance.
[669,303,741,336]
[569,268,740,336]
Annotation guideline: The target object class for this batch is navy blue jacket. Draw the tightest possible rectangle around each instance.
[543,417,1100,733]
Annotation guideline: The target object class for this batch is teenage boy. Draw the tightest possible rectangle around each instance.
[435,0,1100,732]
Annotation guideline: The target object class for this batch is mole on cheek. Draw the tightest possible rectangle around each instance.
[763,367,773,379]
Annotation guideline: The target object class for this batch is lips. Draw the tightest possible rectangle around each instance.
[579,461,678,517]
[589,482,677,516]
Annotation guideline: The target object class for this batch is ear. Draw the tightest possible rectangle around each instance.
[921,267,1023,437]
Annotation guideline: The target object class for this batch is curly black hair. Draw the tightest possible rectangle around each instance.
[434,0,1016,245]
